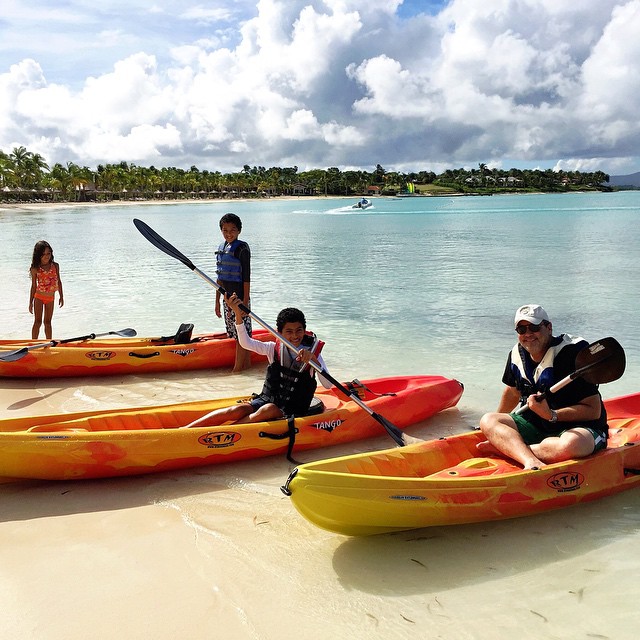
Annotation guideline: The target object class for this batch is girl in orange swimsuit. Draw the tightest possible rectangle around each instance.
[29,240,64,339]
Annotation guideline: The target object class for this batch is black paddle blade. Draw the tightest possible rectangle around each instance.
[133,219,196,270]
[372,412,406,447]
[112,328,137,337]
[575,337,626,385]
[0,348,30,362]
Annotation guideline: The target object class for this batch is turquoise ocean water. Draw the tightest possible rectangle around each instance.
[1,190,639,413]
[2,191,640,640]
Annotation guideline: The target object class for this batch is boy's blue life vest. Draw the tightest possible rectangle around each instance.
[509,333,585,403]
[216,240,246,283]
[259,332,325,416]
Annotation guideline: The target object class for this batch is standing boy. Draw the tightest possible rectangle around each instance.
[215,213,252,371]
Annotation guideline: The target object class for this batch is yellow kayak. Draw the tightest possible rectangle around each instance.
[283,392,640,536]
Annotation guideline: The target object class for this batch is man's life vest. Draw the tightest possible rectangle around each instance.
[259,332,325,416]
[215,240,246,283]
[509,333,585,404]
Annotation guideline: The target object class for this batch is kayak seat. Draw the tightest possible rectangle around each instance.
[173,323,195,344]
[152,323,195,344]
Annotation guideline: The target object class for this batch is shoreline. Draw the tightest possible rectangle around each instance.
[0,194,350,212]
[0,191,562,212]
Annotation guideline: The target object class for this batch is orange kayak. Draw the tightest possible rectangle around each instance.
[0,375,463,480]
[0,330,271,378]
[283,392,640,536]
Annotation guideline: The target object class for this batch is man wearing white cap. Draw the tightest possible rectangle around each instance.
[478,305,608,469]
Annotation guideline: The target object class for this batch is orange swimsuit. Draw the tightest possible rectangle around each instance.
[34,264,59,303]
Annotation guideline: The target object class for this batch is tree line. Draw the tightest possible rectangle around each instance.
[0,146,612,202]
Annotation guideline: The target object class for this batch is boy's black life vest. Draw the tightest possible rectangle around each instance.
[259,332,325,416]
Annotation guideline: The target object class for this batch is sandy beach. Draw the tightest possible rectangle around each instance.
[2,372,640,640]
[2,194,640,639]
[0,371,467,640]
[0,194,361,212]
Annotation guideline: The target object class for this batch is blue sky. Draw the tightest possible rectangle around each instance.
[1,0,638,176]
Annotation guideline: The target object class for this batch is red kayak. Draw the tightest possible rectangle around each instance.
[0,327,271,378]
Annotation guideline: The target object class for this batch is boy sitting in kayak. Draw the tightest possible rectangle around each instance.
[185,294,332,426]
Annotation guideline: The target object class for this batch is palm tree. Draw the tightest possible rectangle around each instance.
[0,150,16,189]
[9,146,30,187]
[24,153,50,189]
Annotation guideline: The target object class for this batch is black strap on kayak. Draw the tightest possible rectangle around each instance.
[280,467,298,496]
[259,415,299,464]
[128,351,161,359]
[624,468,640,476]
[346,379,396,399]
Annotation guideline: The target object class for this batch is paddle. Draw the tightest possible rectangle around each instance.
[0,328,138,362]
[515,336,625,415]
[133,218,414,446]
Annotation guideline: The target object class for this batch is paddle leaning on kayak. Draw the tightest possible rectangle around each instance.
[478,304,615,470]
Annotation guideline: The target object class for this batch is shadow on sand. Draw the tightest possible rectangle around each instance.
[331,488,640,596]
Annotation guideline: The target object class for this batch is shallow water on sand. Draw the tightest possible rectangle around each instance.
[1,192,640,639]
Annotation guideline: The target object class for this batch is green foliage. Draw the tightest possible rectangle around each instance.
[0,147,615,203]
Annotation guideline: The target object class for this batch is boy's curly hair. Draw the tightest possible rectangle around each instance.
[276,308,306,332]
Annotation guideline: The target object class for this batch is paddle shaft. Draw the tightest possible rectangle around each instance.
[0,328,137,362]
[133,218,408,446]
[194,266,407,445]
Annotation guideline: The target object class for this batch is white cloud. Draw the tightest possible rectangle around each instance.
[0,0,639,174]
[180,6,234,24]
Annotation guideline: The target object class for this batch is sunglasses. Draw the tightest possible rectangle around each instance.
[515,323,546,335]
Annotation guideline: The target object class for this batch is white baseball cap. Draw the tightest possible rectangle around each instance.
[514,304,550,328]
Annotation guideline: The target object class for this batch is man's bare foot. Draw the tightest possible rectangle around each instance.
[476,440,545,470]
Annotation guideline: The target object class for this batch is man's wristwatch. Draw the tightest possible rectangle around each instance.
[549,409,558,423]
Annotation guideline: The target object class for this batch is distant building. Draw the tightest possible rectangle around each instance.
[291,183,316,196]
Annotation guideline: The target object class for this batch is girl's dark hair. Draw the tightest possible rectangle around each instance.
[219,213,242,231]
[276,308,306,332]
[30,240,54,273]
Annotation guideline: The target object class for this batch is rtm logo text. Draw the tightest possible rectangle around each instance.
[546,472,584,492]
[198,432,241,448]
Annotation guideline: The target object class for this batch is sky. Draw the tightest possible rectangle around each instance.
[1,0,639,176]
